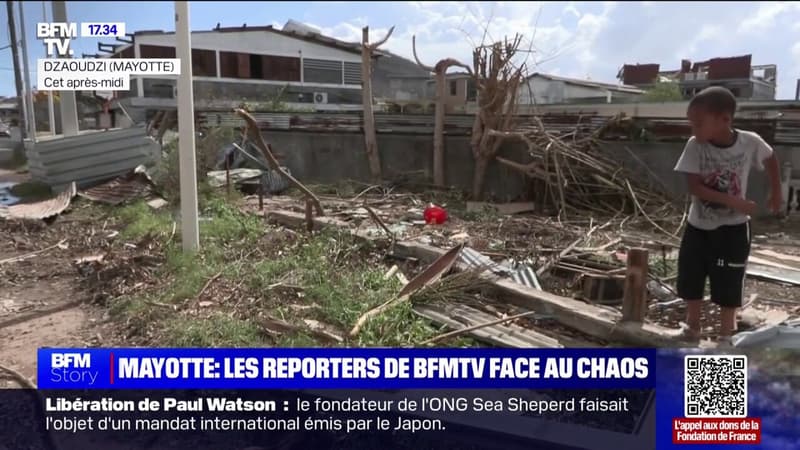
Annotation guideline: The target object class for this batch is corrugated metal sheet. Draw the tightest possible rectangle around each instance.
[25,127,160,191]
[0,182,76,220]
[78,166,155,205]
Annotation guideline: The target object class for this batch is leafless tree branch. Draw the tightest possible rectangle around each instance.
[368,25,395,50]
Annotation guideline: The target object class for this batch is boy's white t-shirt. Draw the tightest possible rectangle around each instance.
[673,129,774,231]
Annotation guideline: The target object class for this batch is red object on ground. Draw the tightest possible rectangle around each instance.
[424,205,448,225]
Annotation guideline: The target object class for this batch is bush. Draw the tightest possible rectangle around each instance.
[152,127,238,204]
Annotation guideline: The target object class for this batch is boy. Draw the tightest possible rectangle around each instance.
[673,86,782,345]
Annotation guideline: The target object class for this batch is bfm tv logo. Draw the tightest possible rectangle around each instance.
[51,353,99,385]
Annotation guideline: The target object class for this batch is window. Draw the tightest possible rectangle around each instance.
[303,58,343,84]
[139,45,176,59]
[192,49,216,77]
[450,80,458,96]
[219,51,250,78]
[261,55,301,82]
[466,79,477,101]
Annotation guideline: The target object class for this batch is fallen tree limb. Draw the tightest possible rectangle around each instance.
[0,363,36,388]
[196,271,223,300]
[421,308,551,346]
[350,244,465,336]
[349,295,409,337]
[0,364,61,450]
[0,239,67,265]
[235,109,324,215]
[536,226,598,277]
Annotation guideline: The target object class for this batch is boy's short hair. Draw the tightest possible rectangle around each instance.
[688,86,737,117]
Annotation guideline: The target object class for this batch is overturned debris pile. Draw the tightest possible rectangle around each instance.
[492,116,682,234]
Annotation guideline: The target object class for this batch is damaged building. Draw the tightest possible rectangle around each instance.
[618,54,777,100]
[95,20,431,123]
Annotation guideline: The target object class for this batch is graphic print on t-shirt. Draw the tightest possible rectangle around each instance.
[701,169,742,212]
[697,150,748,222]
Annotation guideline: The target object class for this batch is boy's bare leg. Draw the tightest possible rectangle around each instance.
[719,307,737,339]
[685,300,702,338]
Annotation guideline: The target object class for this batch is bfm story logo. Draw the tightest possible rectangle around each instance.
[51,352,98,385]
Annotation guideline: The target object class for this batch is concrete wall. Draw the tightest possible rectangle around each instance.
[265,130,532,202]
[599,142,799,215]
[262,130,800,213]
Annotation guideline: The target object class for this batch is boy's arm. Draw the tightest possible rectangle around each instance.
[685,174,751,212]
[750,133,782,214]
[763,152,783,214]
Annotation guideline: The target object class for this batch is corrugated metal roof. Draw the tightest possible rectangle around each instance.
[78,165,155,205]
[530,72,645,93]
[0,182,76,220]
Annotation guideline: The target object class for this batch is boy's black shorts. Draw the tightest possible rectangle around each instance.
[677,222,751,308]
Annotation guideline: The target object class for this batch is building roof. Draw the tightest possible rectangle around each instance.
[528,73,645,94]
[129,24,373,56]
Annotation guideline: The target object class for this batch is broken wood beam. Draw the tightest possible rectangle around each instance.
[622,248,649,322]
[263,208,692,347]
[235,109,324,216]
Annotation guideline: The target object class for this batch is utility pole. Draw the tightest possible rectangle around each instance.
[18,0,36,141]
[42,0,55,135]
[175,1,199,251]
[51,1,78,136]
[6,0,27,143]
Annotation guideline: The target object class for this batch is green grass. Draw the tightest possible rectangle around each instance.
[107,193,467,348]
[166,313,265,347]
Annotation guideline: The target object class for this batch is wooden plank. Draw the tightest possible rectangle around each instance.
[622,248,648,322]
[414,304,563,348]
[265,209,691,347]
[753,249,800,265]
[746,264,800,286]
[748,255,800,272]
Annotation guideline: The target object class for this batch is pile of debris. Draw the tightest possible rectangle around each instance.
[492,115,683,238]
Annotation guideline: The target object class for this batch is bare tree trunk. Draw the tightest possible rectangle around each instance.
[361,27,383,183]
[472,156,490,199]
[433,71,447,186]
[411,36,471,188]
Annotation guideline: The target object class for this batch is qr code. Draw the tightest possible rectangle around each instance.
[684,355,747,418]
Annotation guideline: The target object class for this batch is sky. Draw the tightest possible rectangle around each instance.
[1,1,799,99]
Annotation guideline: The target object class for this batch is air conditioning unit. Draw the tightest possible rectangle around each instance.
[313,92,328,104]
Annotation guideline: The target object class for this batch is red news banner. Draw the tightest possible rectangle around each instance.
[673,418,762,445]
